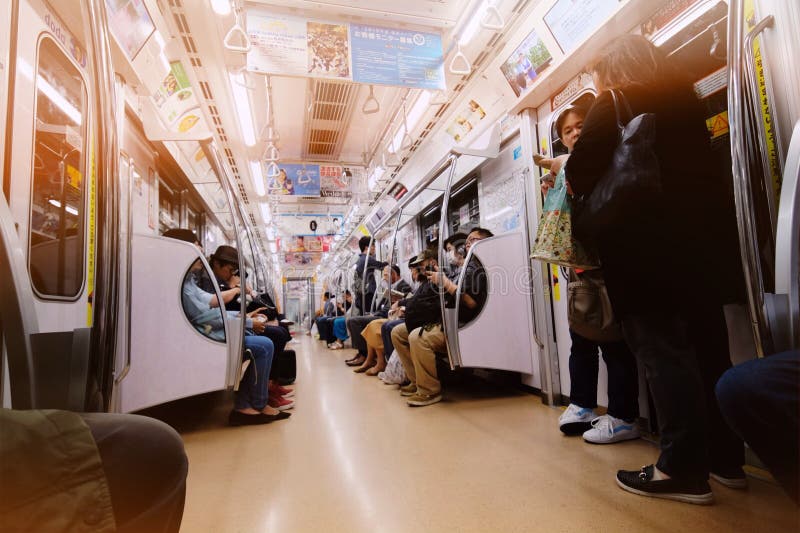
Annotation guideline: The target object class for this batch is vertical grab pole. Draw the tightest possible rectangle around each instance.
[86,0,121,410]
[727,0,772,356]
[201,140,247,386]
[437,154,460,369]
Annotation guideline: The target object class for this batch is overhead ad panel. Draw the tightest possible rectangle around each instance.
[246,9,445,90]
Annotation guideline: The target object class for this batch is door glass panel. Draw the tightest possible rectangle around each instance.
[28,37,87,298]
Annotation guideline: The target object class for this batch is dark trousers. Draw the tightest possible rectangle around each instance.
[716,350,799,503]
[316,317,336,343]
[83,413,188,533]
[382,319,405,356]
[262,325,290,355]
[347,315,380,355]
[621,303,743,479]
[568,329,639,421]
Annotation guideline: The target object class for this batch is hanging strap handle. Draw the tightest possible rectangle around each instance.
[449,44,471,75]
[362,85,380,114]
[480,2,505,30]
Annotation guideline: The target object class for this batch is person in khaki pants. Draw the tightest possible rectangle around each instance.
[391,322,447,406]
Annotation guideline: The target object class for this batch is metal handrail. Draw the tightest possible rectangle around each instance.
[437,154,460,369]
[743,15,778,230]
[727,0,771,356]
[87,0,121,409]
[201,140,247,386]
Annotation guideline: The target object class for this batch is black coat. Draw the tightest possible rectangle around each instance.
[565,84,744,318]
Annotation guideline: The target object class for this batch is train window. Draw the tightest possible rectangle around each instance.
[181,265,226,342]
[549,92,596,157]
[158,179,180,233]
[28,37,87,298]
[448,178,479,234]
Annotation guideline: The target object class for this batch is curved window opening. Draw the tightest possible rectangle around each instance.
[180,262,227,342]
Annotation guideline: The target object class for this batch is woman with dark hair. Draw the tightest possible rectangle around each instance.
[540,105,640,445]
[549,35,745,505]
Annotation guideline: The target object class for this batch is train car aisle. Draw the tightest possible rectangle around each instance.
[172,336,799,532]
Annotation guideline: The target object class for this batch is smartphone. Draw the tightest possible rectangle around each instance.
[425,265,435,272]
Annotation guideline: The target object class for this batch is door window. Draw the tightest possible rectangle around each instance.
[28,37,88,298]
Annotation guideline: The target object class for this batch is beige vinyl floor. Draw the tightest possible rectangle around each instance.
[148,335,799,533]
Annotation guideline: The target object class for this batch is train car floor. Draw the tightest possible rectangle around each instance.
[153,335,799,532]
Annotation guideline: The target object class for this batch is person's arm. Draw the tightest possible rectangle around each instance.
[563,91,618,196]
[426,267,479,310]
[367,256,388,270]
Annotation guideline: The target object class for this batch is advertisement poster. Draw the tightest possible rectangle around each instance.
[247,13,309,77]
[280,235,333,253]
[284,253,321,267]
[320,165,352,198]
[307,22,351,78]
[445,100,486,142]
[500,29,553,97]
[152,62,204,133]
[351,25,445,90]
[544,0,621,54]
[267,164,321,196]
[105,0,155,60]
[247,9,445,91]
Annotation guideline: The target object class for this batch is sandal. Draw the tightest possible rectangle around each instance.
[354,362,376,373]
[365,366,385,376]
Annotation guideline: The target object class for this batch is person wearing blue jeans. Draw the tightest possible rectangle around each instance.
[381,318,404,358]
[715,350,800,504]
[558,329,640,444]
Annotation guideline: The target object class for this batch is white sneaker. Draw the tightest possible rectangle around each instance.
[582,414,640,444]
[558,404,597,435]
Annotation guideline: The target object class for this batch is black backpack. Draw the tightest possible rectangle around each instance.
[404,282,442,332]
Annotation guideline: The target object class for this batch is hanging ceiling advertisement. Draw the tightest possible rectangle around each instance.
[246,9,446,90]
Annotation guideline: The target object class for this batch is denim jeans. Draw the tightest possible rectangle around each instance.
[568,329,639,421]
[381,319,404,357]
[236,335,274,411]
[716,350,799,503]
[621,303,743,480]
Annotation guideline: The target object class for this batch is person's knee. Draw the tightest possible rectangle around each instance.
[715,363,753,416]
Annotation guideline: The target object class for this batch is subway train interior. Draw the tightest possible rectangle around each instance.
[1,0,799,531]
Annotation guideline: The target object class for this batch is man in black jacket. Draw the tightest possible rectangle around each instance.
[390,250,447,407]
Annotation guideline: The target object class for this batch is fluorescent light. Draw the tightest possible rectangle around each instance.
[266,227,276,239]
[153,31,166,50]
[458,1,488,46]
[260,202,271,223]
[249,160,265,196]
[228,71,256,147]
[48,199,78,216]
[269,242,277,253]
[391,91,431,152]
[210,0,231,15]
[37,75,82,125]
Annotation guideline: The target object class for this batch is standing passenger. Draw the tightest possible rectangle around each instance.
[540,106,640,444]
[549,35,745,504]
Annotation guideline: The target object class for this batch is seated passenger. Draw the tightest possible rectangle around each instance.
[329,291,354,350]
[1,408,188,533]
[347,265,412,368]
[428,227,493,326]
[716,350,799,503]
[391,250,447,407]
[443,232,468,278]
[164,229,291,424]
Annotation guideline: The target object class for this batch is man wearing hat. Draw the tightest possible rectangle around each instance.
[390,249,447,407]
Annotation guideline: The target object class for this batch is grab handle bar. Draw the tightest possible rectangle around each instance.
[449,44,471,75]
[480,2,505,30]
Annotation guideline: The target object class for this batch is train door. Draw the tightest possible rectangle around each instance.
[2,0,110,410]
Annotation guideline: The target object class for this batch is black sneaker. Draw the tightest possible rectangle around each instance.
[710,466,748,489]
[616,465,714,505]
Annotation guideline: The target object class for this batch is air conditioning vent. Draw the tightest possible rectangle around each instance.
[302,80,359,161]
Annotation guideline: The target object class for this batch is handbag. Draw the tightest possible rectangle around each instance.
[567,269,623,343]
[572,89,661,242]
[530,168,599,269]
